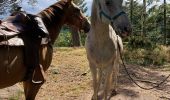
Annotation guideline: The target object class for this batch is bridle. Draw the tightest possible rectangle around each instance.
[97,0,126,22]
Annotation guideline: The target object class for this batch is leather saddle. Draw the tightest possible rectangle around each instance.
[0,12,49,84]
[0,12,49,43]
[0,13,27,42]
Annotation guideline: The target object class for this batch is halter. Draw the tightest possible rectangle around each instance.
[97,0,126,22]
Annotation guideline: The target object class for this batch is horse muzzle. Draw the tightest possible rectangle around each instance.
[110,12,132,38]
[82,19,90,33]
[120,25,132,37]
[111,22,132,38]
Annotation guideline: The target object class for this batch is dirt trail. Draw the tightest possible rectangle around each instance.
[0,84,23,100]
[0,47,170,100]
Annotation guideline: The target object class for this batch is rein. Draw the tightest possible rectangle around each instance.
[96,0,126,22]
[117,36,170,90]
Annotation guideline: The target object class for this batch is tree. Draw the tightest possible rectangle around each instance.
[0,0,21,18]
[163,0,167,44]
[70,26,80,46]
[125,0,143,35]
[27,0,38,6]
[142,0,147,36]
[130,0,133,23]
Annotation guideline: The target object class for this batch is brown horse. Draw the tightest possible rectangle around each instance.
[0,0,90,99]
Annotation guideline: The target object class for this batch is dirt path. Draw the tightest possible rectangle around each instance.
[0,47,170,100]
[0,84,23,100]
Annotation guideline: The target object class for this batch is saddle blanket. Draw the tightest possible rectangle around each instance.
[0,37,49,46]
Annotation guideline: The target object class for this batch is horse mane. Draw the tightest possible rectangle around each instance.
[37,0,69,28]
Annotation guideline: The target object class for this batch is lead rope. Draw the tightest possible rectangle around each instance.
[117,36,170,90]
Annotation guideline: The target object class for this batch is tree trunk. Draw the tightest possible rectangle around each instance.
[130,0,133,23]
[70,26,81,47]
[164,0,167,45]
[142,0,146,36]
[130,0,133,34]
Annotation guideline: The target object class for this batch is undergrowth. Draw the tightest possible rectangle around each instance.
[124,45,170,66]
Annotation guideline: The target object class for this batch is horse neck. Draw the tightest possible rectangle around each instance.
[37,4,67,44]
[91,2,110,38]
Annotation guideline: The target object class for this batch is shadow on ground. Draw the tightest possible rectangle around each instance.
[109,64,170,99]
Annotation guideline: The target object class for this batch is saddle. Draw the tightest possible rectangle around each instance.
[0,12,49,84]
[0,13,27,42]
[0,12,49,41]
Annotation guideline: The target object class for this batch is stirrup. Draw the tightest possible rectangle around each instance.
[31,64,46,84]
[32,80,44,84]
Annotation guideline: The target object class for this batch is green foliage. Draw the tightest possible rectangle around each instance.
[122,0,170,66]
[126,35,169,66]
[128,36,157,50]
[79,32,87,46]
[54,29,72,47]
[125,0,170,44]
[27,0,37,6]
[54,30,87,47]
[124,45,169,66]
[0,0,21,17]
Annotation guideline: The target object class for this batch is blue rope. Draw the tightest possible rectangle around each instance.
[100,10,126,22]
[97,0,126,22]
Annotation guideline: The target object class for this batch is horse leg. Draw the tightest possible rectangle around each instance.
[112,61,119,94]
[103,65,114,100]
[90,63,99,100]
[97,68,102,97]
[23,80,43,100]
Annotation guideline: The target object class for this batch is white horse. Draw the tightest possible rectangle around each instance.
[85,0,131,99]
